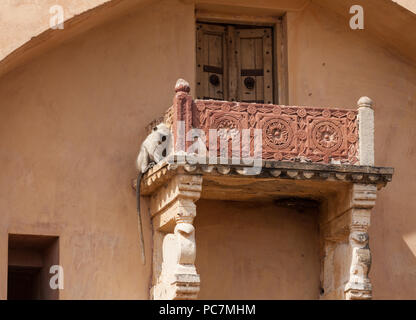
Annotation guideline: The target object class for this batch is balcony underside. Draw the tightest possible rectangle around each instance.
[140,156,393,201]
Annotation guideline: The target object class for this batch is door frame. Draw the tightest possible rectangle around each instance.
[195,11,289,105]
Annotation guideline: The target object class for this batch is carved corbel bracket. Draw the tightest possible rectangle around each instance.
[344,184,376,300]
[149,172,203,300]
[320,183,377,300]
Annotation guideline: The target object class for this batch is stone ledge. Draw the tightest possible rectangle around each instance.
[136,155,393,196]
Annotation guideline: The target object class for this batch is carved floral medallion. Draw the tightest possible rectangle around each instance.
[312,120,343,152]
[264,118,294,150]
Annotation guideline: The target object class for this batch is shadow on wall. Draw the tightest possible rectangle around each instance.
[194,199,320,300]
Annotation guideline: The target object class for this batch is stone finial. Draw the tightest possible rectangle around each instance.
[175,78,191,93]
[357,96,373,109]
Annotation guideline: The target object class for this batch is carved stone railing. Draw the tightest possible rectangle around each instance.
[166,79,374,167]
[140,79,392,300]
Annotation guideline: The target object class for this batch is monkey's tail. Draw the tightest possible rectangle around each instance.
[136,172,146,265]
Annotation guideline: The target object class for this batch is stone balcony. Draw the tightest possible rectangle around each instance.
[138,79,393,300]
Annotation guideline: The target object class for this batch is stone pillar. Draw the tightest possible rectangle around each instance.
[150,173,202,300]
[344,183,376,300]
[357,96,374,166]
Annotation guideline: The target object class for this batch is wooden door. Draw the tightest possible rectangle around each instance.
[196,23,274,103]
[196,23,227,101]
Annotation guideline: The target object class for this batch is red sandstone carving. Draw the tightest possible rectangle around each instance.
[170,80,359,165]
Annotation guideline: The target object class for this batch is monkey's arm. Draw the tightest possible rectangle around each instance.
[153,150,164,164]
[137,146,149,173]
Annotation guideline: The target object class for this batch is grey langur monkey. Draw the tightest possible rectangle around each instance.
[136,123,172,264]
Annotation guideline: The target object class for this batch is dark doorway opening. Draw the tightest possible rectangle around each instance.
[7,234,59,300]
[7,266,41,300]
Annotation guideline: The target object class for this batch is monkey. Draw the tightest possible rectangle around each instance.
[136,122,172,265]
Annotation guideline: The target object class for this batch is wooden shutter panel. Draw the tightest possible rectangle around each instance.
[236,28,273,104]
[196,23,227,100]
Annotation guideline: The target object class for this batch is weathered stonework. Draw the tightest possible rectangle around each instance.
[150,174,202,300]
[344,184,376,300]
[319,183,377,300]
[140,158,393,195]
[136,80,393,300]
[139,159,390,300]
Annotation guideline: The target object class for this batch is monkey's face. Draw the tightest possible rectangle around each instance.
[152,123,172,159]
[153,123,170,142]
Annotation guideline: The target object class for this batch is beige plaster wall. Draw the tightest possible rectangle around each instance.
[0,0,415,300]
[0,0,195,299]
[195,200,320,299]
